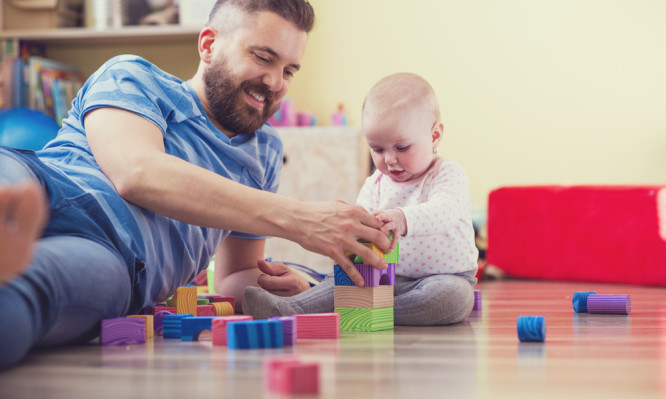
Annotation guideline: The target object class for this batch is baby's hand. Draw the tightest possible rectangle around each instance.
[372,209,407,251]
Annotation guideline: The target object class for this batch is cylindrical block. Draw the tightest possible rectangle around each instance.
[587,294,631,315]
[572,291,596,313]
[517,315,546,342]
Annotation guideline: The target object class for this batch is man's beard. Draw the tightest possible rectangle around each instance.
[203,56,280,135]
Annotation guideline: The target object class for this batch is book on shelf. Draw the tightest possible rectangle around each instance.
[0,49,84,125]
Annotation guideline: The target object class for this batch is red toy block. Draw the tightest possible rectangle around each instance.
[196,304,216,317]
[293,313,340,339]
[211,315,253,346]
[487,185,666,286]
[264,358,319,395]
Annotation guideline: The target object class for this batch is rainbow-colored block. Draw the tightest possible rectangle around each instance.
[335,242,397,332]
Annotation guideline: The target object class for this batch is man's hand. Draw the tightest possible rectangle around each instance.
[289,201,391,287]
[256,259,311,296]
[373,208,407,251]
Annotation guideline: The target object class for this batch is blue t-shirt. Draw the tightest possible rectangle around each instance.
[33,55,283,309]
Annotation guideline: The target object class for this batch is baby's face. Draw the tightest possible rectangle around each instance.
[363,107,439,183]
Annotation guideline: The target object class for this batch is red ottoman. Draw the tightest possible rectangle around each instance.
[487,185,666,286]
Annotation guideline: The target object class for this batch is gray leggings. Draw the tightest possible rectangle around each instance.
[243,270,477,326]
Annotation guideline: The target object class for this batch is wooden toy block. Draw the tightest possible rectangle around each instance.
[293,313,340,339]
[197,298,210,305]
[196,304,216,317]
[101,317,146,346]
[127,315,154,338]
[211,315,253,346]
[181,316,216,341]
[162,314,193,339]
[211,301,234,316]
[264,358,319,395]
[334,285,394,309]
[173,286,198,316]
[335,307,394,332]
[334,263,396,286]
[200,294,236,307]
[352,240,399,264]
[268,316,297,346]
[227,320,284,349]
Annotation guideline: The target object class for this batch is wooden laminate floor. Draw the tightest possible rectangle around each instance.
[0,279,664,399]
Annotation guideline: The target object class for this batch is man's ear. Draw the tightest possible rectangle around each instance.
[198,27,217,64]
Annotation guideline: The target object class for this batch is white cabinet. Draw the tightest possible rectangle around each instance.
[265,126,371,273]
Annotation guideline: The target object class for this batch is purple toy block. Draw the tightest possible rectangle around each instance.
[269,316,297,346]
[101,318,146,346]
[334,263,395,286]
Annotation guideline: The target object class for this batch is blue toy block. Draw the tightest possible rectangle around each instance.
[162,314,193,339]
[334,263,396,286]
[227,320,284,349]
[181,317,216,341]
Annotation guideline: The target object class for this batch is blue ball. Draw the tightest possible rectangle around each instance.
[0,107,60,151]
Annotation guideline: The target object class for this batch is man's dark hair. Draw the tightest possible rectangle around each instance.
[208,0,315,33]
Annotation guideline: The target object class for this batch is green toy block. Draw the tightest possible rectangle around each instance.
[336,307,394,332]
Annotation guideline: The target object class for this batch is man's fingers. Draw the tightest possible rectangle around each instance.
[334,256,366,287]
[257,274,299,296]
[257,259,289,276]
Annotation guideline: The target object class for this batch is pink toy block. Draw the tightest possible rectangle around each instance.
[142,305,176,315]
[264,358,319,395]
[199,294,236,310]
[101,317,146,346]
[293,313,340,339]
[196,304,216,317]
[211,315,253,346]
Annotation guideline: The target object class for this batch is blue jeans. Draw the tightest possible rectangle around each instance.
[0,149,132,369]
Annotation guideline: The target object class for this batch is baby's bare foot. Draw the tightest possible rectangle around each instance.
[0,183,47,284]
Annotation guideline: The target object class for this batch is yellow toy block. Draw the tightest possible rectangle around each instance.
[334,285,394,309]
[212,301,235,316]
[174,286,198,316]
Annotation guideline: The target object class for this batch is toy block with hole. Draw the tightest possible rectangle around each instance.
[162,314,193,339]
[101,317,146,346]
[211,301,235,316]
[334,285,394,309]
[127,315,154,338]
[264,358,319,395]
[211,315,253,346]
[335,307,394,332]
[173,286,198,316]
[268,316,297,346]
[226,320,284,349]
[181,316,216,341]
[293,313,340,339]
[334,263,395,287]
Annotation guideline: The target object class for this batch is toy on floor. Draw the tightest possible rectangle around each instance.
[572,291,631,314]
[473,290,482,311]
[334,240,398,332]
[517,315,546,342]
[101,317,146,346]
[264,357,320,395]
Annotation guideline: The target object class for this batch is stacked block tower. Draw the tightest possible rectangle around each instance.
[334,240,398,331]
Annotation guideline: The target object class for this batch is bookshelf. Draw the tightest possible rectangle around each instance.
[0,26,201,46]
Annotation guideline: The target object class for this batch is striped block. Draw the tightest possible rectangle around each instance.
[181,316,216,341]
[174,286,198,316]
[227,320,284,349]
[587,294,632,315]
[268,316,297,346]
[334,285,394,309]
[293,313,340,339]
[334,263,395,286]
[264,358,319,394]
[101,317,146,346]
[335,307,394,332]
[127,315,154,338]
[162,314,193,339]
[473,290,483,311]
[211,315,253,346]
[211,301,235,316]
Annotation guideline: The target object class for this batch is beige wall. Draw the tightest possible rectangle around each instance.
[288,0,666,207]
[50,1,666,208]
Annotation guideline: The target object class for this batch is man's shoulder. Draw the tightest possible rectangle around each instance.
[94,55,183,85]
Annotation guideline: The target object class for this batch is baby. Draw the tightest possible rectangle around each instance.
[244,73,478,325]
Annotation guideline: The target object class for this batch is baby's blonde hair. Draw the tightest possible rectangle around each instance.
[362,73,441,122]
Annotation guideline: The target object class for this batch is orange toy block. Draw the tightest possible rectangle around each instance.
[173,286,198,316]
